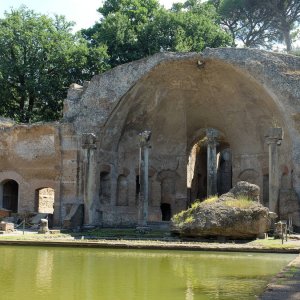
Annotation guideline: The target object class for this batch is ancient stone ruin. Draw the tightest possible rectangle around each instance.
[0,48,299,230]
[38,219,49,234]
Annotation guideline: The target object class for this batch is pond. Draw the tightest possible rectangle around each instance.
[0,246,295,300]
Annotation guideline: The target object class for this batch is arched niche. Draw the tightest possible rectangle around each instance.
[99,57,292,217]
[1,180,19,213]
[187,128,232,201]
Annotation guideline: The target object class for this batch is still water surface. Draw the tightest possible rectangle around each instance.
[0,246,295,300]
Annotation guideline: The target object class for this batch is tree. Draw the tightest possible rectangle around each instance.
[210,0,277,48]
[265,0,300,51]
[83,0,232,66]
[209,0,300,51]
[0,7,109,123]
[82,0,162,66]
[141,5,232,53]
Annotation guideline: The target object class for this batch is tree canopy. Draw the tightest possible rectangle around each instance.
[1,1,299,123]
[82,0,232,67]
[0,7,109,122]
[266,0,300,51]
[209,0,300,50]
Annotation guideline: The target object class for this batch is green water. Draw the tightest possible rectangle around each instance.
[0,246,295,300]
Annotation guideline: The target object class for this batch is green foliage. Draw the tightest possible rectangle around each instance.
[290,49,300,56]
[210,0,277,48]
[172,194,259,229]
[172,197,218,228]
[171,210,190,228]
[83,0,232,67]
[184,215,195,224]
[209,0,300,51]
[142,7,232,53]
[265,0,300,51]
[201,195,218,204]
[223,196,256,209]
[0,7,109,123]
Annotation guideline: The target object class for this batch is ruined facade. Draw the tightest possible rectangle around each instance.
[0,48,300,229]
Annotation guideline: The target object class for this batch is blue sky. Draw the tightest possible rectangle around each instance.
[0,0,184,31]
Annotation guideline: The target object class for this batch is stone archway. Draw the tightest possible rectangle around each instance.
[1,180,19,213]
[187,128,232,203]
[95,54,292,225]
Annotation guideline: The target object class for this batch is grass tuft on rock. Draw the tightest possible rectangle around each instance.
[202,195,218,204]
[172,196,218,228]
[190,196,218,210]
[223,195,256,209]
[172,195,260,229]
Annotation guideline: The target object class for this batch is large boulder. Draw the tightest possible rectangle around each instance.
[219,181,260,202]
[172,181,271,239]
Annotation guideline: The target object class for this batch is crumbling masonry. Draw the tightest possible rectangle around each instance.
[0,48,300,230]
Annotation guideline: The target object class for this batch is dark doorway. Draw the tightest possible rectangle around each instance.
[3,180,18,213]
[217,148,232,195]
[161,203,171,221]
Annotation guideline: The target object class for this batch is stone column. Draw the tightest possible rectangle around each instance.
[206,128,219,197]
[266,128,283,213]
[137,130,151,227]
[82,133,97,225]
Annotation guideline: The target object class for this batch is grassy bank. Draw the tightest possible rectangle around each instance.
[0,230,299,252]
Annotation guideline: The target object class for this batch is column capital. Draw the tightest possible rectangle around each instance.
[265,127,283,146]
[138,130,151,147]
[82,133,97,149]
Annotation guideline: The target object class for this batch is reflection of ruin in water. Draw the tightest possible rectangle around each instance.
[0,247,295,300]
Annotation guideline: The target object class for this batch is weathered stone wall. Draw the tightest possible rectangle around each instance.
[36,188,54,213]
[62,48,300,227]
[0,48,299,229]
[0,123,81,226]
[0,124,60,213]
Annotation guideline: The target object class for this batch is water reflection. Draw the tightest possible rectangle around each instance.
[0,246,295,300]
[186,279,194,300]
[35,249,54,292]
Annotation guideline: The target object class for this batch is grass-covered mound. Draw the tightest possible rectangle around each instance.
[172,181,271,239]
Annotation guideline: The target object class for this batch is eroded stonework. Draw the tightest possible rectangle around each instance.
[0,48,300,229]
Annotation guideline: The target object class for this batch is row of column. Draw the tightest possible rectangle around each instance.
[206,127,283,213]
[81,126,283,226]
